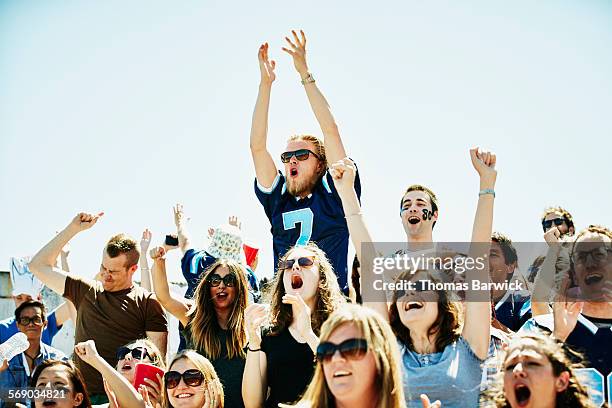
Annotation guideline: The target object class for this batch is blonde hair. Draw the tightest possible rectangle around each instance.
[161,350,224,408]
[266,242,345,336]
[121,338,166,370]
[289,304,405,408]
[187,260,248,360]
[288,134,327,169]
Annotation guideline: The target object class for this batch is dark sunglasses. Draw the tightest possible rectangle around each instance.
[164,369,205,389]
[542,218,565,231]
[280,149,320,163]
[18,316,44,326]
[208,273,237,287]
[116,346,153,361]
[316,338,368,363]
[279,257,314,270]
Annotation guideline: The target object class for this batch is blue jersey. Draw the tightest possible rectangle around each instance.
[255,168,361,291]
[521,313,612,406]
[181,248,217,299]
[494,293,532,332]
[0,310,61,345]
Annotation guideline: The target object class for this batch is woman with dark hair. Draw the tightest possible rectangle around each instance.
[331,149,497,408]
[151,249,249,408]
[486,332,596,408]
[242,242,346,408]
[31,359,92,408]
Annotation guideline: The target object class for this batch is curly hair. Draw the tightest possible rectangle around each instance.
[389,270,462,353]
[265,242,345,336]
[484,332,596,408]
[541,206,575,235]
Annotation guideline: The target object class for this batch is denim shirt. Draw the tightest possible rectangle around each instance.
[0,343,67,408]
[400,336,484,408]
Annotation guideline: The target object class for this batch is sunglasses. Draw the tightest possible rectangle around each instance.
[542,218,565,231]
[572,246,612,265]
[316,338,368,363]
[18,316,44,326]
[164,369,205,389]
[279,257,314,270]
[116,346,153,361]
[280,149,320,163]
[208,273,237,287]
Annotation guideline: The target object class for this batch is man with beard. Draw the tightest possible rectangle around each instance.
[250,31,360,292]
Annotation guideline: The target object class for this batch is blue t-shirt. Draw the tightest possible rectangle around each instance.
[254,168,361,291]
[181,248,218,299]
[0,310,61,346]
[399,336,484,408]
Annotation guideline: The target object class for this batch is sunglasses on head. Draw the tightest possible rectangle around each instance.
[208,273,236,287]
[316,338,368,363]
[18,316,44,326]
[280,149,320,164]
[164,369,205,389]
[116,346,153,361]
[542,218,565,231]
[279,257,314,270]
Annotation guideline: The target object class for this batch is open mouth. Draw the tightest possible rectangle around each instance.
[333,370,351,378]
[408,216,420,225]
[42,401,57,407]
[121,363,133,371]
[291,274,304,290]
[215,292,228,300]
[405,302,424,311]
[175,393,194,399]
[584,273,603,285]
[290,168,298,177]
[514,384,531,407]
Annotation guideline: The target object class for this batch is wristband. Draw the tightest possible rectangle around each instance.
[248,347,262,352]
[479,189,495,198]
[301,73,315,85]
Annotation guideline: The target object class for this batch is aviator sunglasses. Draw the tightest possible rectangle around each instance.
[279,257,315,270]
[164,369,205,389]
[316,338,369,363]
[280,149,320,163]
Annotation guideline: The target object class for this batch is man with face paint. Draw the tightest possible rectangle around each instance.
[399,184,439,245]
[250,31,360,292]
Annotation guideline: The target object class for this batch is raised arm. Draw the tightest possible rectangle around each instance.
[282,30,347,165]
[150,246,191,327]
[330,158,389,320]
[173,204,193,254]
[57,242,78,324]
[29,212,103,295]
[531,228,563,316]
[250,42,278,188]
[462,148,496,359]
[139,229,153,292]
[242,304,269,408]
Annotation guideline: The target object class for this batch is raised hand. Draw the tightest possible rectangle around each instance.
[330,158,357,197]
[173,204,185,228]
[258,43,276,85]
[245,303,269,347]
[103,378,119,408]
[420,394,442,408]
[149,246,166,261]
[552,280,583,341]
[203,378,223,408]
[68,212,104,233]
[139,383,161,408]
[228,215,242,230]
[281,30,309,76]
[544,227,561,246]
[469,147,497,188]
[282,293,313,340]
[140,229,152,253]
[74,340,102,367]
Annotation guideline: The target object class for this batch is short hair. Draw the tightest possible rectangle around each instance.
[400,184,439,228]
[491,232,518,266]
[542,206,575,233]
[105,234,140,268]
[15,300,46,323]
[287,134,327,169]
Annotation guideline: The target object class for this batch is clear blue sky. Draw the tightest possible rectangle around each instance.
[1,0,611,284]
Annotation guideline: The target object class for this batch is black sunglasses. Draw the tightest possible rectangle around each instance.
[316,338,368,363]
[18,316,44,326]
[208,273,237,287]
[542,218,565,231]
[279,257,314,270]
[116,346,153,361]
[280,149,320,163]
[164,369,205,389]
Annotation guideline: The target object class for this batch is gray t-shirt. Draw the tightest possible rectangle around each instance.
[399,336,484,408]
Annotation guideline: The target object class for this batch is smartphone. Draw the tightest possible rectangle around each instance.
[133,362,164,389]
[165,235,179,246]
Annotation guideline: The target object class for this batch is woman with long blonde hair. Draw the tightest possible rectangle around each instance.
[242,242,346,408]
[151,249,249,408]
[288,304,405,408]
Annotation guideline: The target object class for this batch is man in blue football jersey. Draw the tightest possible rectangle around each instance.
[250,31,360,292]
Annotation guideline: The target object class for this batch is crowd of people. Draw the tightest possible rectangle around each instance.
[1,30,610,408]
